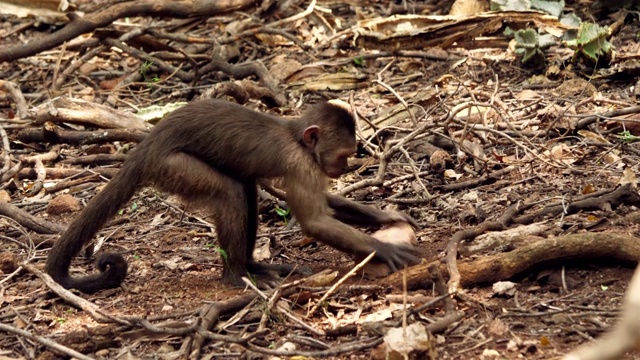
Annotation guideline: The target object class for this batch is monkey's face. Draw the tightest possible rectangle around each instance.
[302,122,356,178]
[319,146,355,178]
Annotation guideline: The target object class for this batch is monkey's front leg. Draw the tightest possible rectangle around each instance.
[326,194,418,228]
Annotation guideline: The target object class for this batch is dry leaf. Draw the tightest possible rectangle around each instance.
[619,167,637,186]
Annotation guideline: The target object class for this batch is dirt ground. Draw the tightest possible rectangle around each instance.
[2,0,640,359]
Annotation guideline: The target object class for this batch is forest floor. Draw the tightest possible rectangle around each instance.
[1,0,640,359]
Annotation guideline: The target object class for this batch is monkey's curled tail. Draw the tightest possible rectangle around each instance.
[45,156,144,294]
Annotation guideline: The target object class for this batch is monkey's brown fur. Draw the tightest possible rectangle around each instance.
[45,99,419,293]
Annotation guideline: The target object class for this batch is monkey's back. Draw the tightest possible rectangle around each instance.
[139,99,304,180]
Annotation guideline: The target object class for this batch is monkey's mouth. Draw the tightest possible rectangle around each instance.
[327,170,343,178]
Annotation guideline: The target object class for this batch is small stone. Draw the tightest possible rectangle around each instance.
[384,322,436,360]
[481,349,501,358]
[492,281,517,297]
[95,349,110,357]
[0,252,20,274]
[357,223,417,278]
[47,194,81,215]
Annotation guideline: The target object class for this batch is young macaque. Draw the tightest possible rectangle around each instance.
[45,99,420,294]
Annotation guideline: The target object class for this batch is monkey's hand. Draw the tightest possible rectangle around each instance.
[380,210,419,228]
[371,240,420,272]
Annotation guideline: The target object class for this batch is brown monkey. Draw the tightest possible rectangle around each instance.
[45,99,419,293]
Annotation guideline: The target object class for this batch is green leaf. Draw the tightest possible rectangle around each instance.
[531,0,564,17]
[140,61,153,75]
[578,22,601,43]
[560,13,582,28]
[275,205,291,217]
[491,0,532,11]
[503,26,517,37]
[514,28,554,64]
[538,34,556,48]
[616,130,640,143]
[563,22,613,65]
[515,29,539,47]
[217,248,228,261]
[578,23,611,61]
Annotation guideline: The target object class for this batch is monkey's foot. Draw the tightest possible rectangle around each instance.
[222,262,313,289]
[221,271,283,289]
[248,261,312,277]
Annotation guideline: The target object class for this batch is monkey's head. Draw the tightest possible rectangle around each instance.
[302,100,357,179]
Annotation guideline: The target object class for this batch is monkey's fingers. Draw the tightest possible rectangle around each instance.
[403,215,419,229]
[296,265,313,276]
[384,211,419,228]
[393,246,420,267]
[373,242,419,272]
[257,279,281,290]
[393,249,421,268]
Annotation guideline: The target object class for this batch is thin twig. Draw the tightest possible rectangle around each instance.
[307,251,376,316]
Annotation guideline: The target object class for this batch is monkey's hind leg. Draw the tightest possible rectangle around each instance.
[157,152,296,287]
[210,180,305,287]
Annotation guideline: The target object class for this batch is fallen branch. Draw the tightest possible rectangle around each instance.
[60,154,127,165]
[22,263,126,324]
[186,293,257,359]
[437,165,516,192]
[45,173,101,194]
[103,37,193,82]
[0,323,93,360]
[514,184,640,224]
[0,202,64,234]
[0,80,29,118]
[0,122,19,183]
[199,55,286,106]
[445,202,529,292]
[387,232,640,289]
[246,336,384,358]
[19,167,118,180]
[575,105,640,130]
[0,0,256,62]
[35,97,151,131]
[16,126,148,145]
[21,145,62,196]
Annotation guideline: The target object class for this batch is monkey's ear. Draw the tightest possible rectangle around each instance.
[303,125,320,147]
